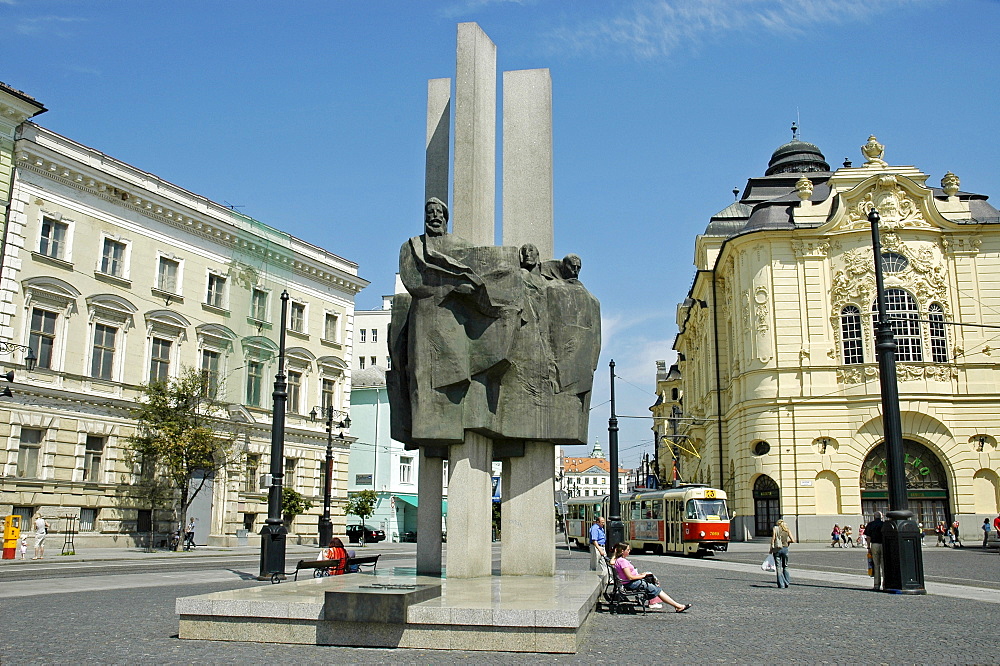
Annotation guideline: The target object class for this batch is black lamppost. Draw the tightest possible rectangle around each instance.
[0,343,37,397]
[868,208,926,594]
[309,405,350,546]
[607,360,625,547]
[259,290,289,580]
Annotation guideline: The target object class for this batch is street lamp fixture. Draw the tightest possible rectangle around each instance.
[0,343,37,399]
[868,208,925,594]
[259,291,290,581]
[310,405,350,546]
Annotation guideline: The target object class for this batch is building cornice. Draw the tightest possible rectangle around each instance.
[15,124,369,296]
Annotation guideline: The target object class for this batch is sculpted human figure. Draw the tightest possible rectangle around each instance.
[388,198,520,446]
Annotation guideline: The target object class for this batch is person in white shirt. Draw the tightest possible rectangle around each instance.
[33,515,49,559]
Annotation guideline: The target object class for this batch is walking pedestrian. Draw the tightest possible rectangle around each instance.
[982,518,992,549]
[866,511,885,591]
[610,542,691,612]
[935,521,948,547]
[19,535,27,560]
[771,518,795,588]
[589,515,606,572]
[857,524,867,549]
[951,520,963,548]
[831,524,841,548]
[184,517,196,550]
[32,514,49,560]
[842,524,854,547]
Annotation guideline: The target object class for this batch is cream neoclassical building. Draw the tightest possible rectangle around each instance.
[0,84,368,547]
[670,130,1000,541]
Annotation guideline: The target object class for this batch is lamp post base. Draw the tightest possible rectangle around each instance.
[881,510,926,594]
[318,517,332,548]
[258,521,288,581]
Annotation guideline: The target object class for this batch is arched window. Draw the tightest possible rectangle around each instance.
[928,303,948,363]
[873,289,922,362]
[840,305,864,364]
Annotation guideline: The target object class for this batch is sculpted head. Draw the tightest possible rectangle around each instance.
[424,198,449,237]
[562,254,582,280]
[519,243,540,271]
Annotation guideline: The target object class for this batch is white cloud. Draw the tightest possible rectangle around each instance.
[550,0,939,59]
[16,15,87,37]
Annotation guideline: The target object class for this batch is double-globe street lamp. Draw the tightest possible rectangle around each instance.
[309,405,350,547]
[259,291,290,581]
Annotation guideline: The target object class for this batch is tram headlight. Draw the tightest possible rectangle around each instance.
[724,531,730,538]
[699,531,706,538]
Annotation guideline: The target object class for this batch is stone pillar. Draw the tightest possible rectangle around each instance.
[452,22,495,246]
[502,69,553,261]
[447,431,494,578]
[416,450,443,576]
[500,442,556,576]
[425,78,451,206]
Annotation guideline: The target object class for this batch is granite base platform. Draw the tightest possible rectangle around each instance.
[177,569,601,653]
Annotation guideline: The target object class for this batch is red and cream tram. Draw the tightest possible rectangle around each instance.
[565,485,730,556]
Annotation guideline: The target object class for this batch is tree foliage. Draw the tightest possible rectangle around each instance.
[281,487,313,519]
[344,489,378,527]
[125,367,241,529]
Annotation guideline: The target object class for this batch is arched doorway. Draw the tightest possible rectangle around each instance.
[753,475,780,537]
[860,440,950,526]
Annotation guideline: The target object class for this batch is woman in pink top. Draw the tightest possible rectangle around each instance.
[610,542,690,612]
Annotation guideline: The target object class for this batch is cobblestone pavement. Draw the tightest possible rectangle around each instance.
[2,541,997,664]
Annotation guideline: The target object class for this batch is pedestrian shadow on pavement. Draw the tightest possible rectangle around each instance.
[228,568,263,581]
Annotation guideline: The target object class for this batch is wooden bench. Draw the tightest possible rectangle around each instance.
[283,554,381,583]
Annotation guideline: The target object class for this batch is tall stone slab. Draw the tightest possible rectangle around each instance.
[500,442,556,575]
[416,450,443,576]
[425,78,451,206]
[452,22,496,246]
[446,431,494,578]
[502,69,554,261]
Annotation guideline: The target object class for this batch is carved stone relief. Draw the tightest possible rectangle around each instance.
[844,174,930,231]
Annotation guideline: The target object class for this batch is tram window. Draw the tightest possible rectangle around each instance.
[650,501,662,520]
[686,499,729,520]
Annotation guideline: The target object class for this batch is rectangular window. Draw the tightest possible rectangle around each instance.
[324,313,339,342]
[371,328,377,343]
[251,288,268,321]
[359,329,366,343]
[100,238,126,277]
[284,457,297,491]
[29,308,57,370]
[149,337,171,382]
[841,306,865,365]
[80,508,98,532]
[13,506,34,529]
[243,513,256,531]
[83,435,105,482]
[17,428,43,478]
[39,217,68,259]
[370,356,376,367]
[91,323,117,380]
[206,273,226,308]
[157,257,179,293]
[400,456,413,484]
[322,378,336,411]
[244,454,260,492]
[287,370,302,414]
[137,509,152,533]
[246,360,264,407]
[201,349,220,397]
[358,356,365,370]
[290,302,305,333]
[386,356,391,370]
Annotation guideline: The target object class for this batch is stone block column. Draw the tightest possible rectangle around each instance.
[502,68,553,261]
[425,78,451,206]
[452,22,496,246]
[500,442,555,575]
[447,431,494,578]
[416,450,443,576]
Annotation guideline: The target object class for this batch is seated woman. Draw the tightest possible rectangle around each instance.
[318,537,350,575]
[610,542,691,612]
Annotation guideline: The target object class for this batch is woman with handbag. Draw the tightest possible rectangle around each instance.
[610,542,691,612]
[770,518,796,588]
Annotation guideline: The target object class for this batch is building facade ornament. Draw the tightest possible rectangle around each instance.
[941,171,960,197]
[795,176,814,201]
[861,134,888,168]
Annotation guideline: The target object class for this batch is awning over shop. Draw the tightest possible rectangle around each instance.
[392,494,447,514]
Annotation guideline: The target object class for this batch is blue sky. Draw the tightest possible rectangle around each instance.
[3,0,998,468]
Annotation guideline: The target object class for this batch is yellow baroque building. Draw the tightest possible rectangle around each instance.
[0,84,369,547]
[670,131,1000,542]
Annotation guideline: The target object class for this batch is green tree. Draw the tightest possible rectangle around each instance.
[280,487,313,527]
[344,489,378,531]
[124,368,241,534]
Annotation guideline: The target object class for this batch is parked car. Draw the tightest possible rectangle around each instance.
[346,524,386,544]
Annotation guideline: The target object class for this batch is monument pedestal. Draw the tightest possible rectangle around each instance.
[177,569,601,654]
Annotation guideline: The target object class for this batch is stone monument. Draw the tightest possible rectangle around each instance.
[387,23,600,579]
